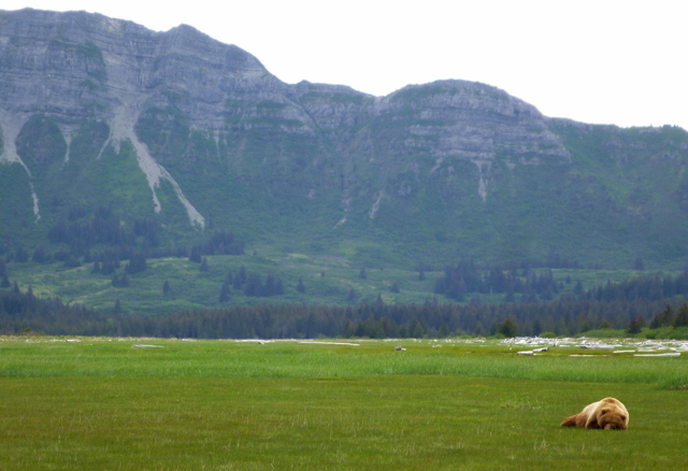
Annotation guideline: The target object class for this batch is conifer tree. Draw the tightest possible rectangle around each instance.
[346,287,357,302]
[219,281,231,303]
[297,277,306,294]
[626,315,646,334]
[504,284,516,303]
[236,265,247,284]
[650,304,675,328]
[112,273,130,288]
[126,252,147,275]
[189,246,202,263]
[673,304,688,328]
[497,317,518,338]
[244,274,263,297]
[574,280,584,296]
[265,273,278,295]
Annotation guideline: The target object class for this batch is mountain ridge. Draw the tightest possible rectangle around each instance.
[1,8,687,270]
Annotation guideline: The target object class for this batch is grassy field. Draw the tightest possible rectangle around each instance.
[1,337,686,470]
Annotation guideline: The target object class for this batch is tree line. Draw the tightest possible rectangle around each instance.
[218,265,285,301]
[582,272,688,302]
[1,206,245,275]
[433,260,565,302]
[433,261,688,305]
[2,282,687,339]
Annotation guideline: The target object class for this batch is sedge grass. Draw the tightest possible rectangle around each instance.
[1,338,686,385]
[0,337,686,470]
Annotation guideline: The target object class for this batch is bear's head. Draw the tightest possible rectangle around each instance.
[599,407,628,430]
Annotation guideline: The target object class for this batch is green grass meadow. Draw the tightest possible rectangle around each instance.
[7,251,664,316]
[1,337,686,470]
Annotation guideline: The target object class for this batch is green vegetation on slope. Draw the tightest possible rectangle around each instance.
[3,109,688,272]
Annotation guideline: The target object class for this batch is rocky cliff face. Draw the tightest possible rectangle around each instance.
[1,8,688,267]
[1,9,298,228]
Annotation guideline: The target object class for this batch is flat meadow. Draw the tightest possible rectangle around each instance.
[1,336,686,470]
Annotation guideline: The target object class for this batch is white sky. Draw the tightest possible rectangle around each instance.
[3,1,687,130]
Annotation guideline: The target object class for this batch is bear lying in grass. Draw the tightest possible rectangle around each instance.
[561,397,629,430]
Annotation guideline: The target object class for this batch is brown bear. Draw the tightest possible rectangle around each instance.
[560,397,629,430]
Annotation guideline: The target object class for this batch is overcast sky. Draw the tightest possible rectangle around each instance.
[4,1,687,130]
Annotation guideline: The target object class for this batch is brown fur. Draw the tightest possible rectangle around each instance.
[560,397,629,430]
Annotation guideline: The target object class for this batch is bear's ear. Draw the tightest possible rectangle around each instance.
[620,415,627,421]
[600,408,610,415]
